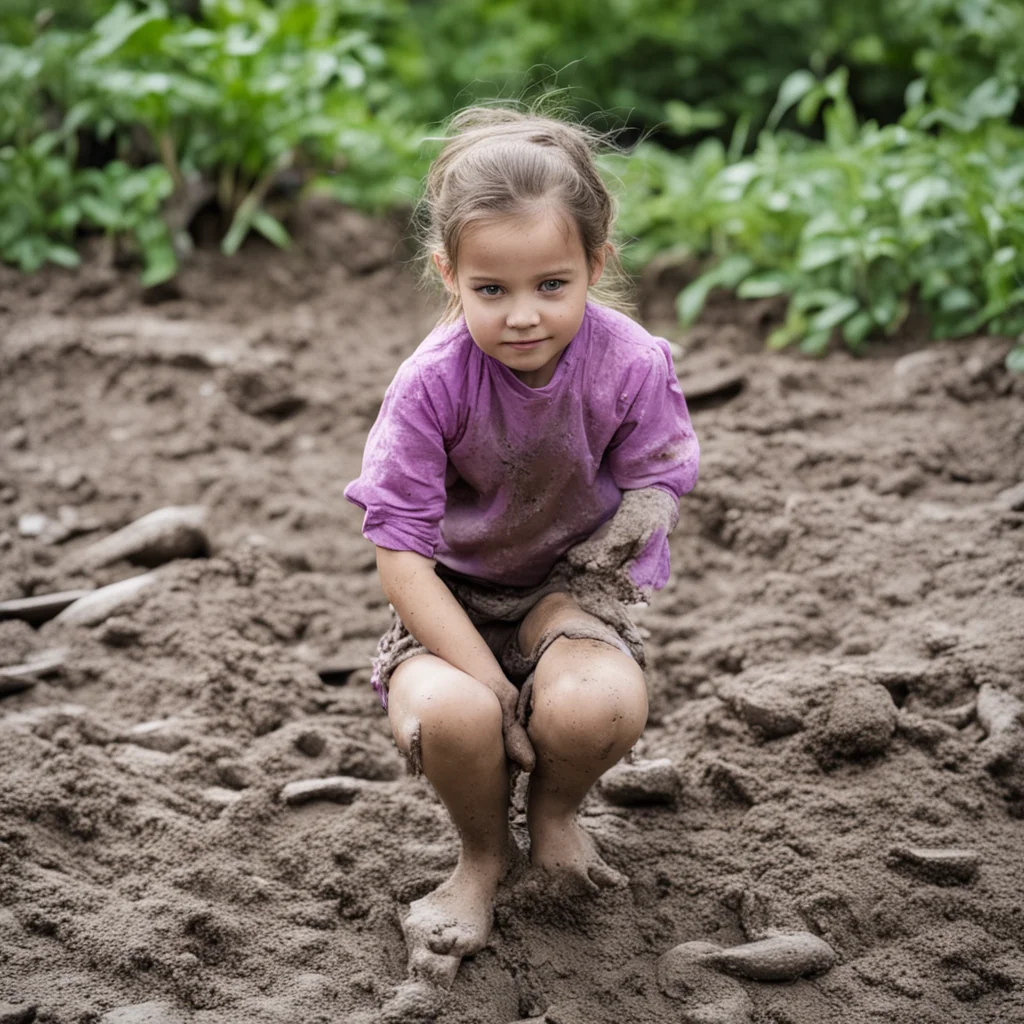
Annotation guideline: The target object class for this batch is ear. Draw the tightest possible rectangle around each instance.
[588,242,611,286]
[433,251,457,294]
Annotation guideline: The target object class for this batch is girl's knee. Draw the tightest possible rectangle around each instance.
[529,640,647,756]
[389,656,503,758]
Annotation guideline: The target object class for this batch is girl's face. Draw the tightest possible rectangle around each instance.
[435,208,606,389]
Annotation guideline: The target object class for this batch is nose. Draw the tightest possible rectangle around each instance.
[506,301,540,331]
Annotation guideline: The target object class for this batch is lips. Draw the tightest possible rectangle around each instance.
[503,338,547,348]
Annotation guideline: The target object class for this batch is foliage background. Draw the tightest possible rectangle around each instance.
[2,0,1022,364]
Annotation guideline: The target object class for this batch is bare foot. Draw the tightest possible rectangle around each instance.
[529,814,627,892]
[401,856,503,988]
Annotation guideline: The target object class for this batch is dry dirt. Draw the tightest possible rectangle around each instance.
[1,205,1023,1024]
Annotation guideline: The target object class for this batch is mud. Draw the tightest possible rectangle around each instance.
[1,207,1023,1023]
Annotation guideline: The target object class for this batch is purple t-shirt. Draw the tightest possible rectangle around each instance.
[344,302,699,588]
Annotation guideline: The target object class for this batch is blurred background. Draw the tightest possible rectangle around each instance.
[2,0,1022,362]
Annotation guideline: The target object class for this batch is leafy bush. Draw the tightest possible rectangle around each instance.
[613,67,1024,363]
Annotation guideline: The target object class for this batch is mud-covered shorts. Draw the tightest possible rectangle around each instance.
[370,559,647,710]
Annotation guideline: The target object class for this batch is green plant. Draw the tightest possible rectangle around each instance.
[614,67,1024,360]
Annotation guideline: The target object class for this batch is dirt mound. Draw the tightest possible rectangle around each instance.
[2,205,1023,1023]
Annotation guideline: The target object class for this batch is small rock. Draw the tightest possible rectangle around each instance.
[55,466,85,490]
[0,1002,37,1024]
[657,942,753,1023]
[994,481,1024,512]
[703,758,767,805]
[99,1002,187,1024]
[0,589,95,625]
[0,648,66,696]
[202,786,243,807]
[55,573,159,627]
[887,847,980,885]
[294,729,327,757]
[216,758,261,790]
[726,684,803,739]
[816,685,896,762]
[701,932,837,981]
[976,684,1024,771]
[5,426,28,450]
[934,699,976,729]
[127,717,193,753]
[599,758,680,805]
[281,775,388,805]
[379,979,447,1023]
[70,505,208,571]
[17,513,49,538]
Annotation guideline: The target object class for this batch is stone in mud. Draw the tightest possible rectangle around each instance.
[378,979,447,1023]
[281,775,392,805]
[54,573,159,627]
[599,757,680,805]
[216,758,261,790]
[816,685,896,762]
[657,942,753,1023]
[993,480,1024,512]
[294,729,327,757]
[887,846,980,885]
[726,684,803,739]
[0,1003,36,1024]
[699,933,838,981]
[202,786,243,807]
[127,717,194,753]
[703,758,767,806]
[71,505,208,571]
[0,648,66,696]
[99,1002,187,1024]
[976,684,1024,770]
[0,589,94,625]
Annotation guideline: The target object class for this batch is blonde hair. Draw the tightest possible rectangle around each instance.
[418,104,634,322]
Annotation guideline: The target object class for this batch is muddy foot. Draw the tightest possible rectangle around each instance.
[530,816,627,892]
[401,862,499,989]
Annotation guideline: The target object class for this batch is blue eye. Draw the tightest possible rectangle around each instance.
[476,285,503,296]
[540,279,565,292]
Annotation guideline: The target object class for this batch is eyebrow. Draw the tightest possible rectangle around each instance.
[467,268,575,283]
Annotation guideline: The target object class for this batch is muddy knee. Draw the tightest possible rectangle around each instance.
[529,640,647,763]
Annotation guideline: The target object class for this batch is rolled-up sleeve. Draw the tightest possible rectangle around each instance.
[343,364,449,557]
[607,339,700,498]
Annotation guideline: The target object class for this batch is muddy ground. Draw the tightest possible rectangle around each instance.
[1,204,1023,1024]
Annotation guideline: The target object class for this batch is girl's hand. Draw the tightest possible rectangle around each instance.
[496,680,536,772]
[566,488,679,592]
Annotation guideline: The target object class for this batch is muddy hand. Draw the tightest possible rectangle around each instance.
[498,682,535,772]
[566,488,679,573]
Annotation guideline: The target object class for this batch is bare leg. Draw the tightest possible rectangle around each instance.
[387,654,511,986]
[518,595,648,889]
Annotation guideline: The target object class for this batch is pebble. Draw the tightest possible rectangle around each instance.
[70,505,208,571]
[816,685,896,762]
[55,573,159,627]
[0,1003,36,1024]
[725,683,803,739]
[0,648,66,696]
[126,717,194,753]
[661,933,836,988]
[202,786,243,807]
[216,758,261,790]
[5,426,28,450]
[994,481,1024,512]
[99,1002,187,1024]
[598,758,680,805]
[0,589,95,625]
[281,775,391,805]
[55,466,85,490]
[887,846,980,885]
[17,513,49,538]
[976,684,1024,771]
[657,942,753,1023]
[703,758,767,806]
[378,979,447,1023]
[294,729,327,757]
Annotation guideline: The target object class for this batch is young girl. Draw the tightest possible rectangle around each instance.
[344,107,699,988]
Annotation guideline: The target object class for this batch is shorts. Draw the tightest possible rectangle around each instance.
[369,559,647,710]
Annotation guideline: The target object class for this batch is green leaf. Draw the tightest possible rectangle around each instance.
[766,70,817,131]
[251,209,291,249]
[737,272,790,299]
[842,311,874,347]
[810,297,859,332]
[676,275,717,327]
[1006,344,1024,374]
[45,244,80,269]
[799,331,831,356]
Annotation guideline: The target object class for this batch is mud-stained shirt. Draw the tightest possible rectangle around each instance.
[343,302,699,588]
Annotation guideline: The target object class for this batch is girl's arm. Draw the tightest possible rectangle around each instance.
[375,546,536,772]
